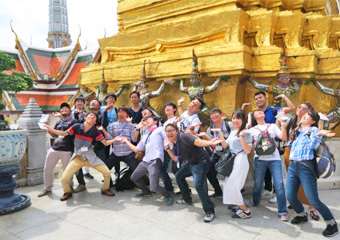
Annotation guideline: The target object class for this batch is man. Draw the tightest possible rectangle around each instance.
[163,102,178,128]
[129,91,143,125]
[133,107,155,142]
[44,112,116,201]
[244,91,295,202]
[198,108,231,198]
[38,103,78,197]
[176,97,204,134]
[247,110,289,221]
[72,96,94,180]
[100,93,118,124]
[120,116,174,206]
[100,106,138,187]
[164,123,222,222]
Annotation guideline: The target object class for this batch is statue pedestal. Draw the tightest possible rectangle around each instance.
[0,130,31,215]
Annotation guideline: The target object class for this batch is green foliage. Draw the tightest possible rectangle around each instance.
[305,77,316,86]
[220,75,230,82]
[0,51,34,111]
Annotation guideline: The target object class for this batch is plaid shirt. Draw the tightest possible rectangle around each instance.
[289,126,321,161]
[107,121,135,157]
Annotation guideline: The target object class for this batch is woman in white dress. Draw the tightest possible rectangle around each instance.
[214,109,252,219]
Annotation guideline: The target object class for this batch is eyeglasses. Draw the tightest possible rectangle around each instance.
[298,105,308,112]
[166,129,177,134]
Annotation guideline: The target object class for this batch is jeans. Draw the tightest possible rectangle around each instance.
[206,153,223,195]
[252,159,287,214]
[105,152,138,188]
[264,167,273,192]
[175,161,214,214]
[286,160,334,222]
[159,151,174,192]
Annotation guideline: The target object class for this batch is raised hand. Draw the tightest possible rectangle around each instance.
[52,112,61,118]
[190,121,202,129]
[126,117,132,123]
[210,138,223,146]
[241,103,251,110]
[317,130,336,138]
[105,103,114,112]
[177,97,185,106]
[97,125,104,131]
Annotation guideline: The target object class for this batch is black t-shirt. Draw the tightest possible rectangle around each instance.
[52,117,78,152]
[177,133,210,164]
[129,107,143,124]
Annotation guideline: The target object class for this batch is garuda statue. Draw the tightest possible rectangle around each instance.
[248,49,300,107]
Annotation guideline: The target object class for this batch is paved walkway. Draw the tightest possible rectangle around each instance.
[1,172,340,240]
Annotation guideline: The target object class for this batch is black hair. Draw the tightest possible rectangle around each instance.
[85,111,98,120]
[105,93,117,101]
[117,105,130,116]
[307,109,320,127]
[232,109,247,137]
[210,108,222,115]
[75,97,85,104]
[143,107,155,116]
[254,91,266,98]
[92,99,102,107]
[164,102,177,113]
[287,101,314,136]
[146,115,159,124]
[165,123,179,132]
[194,96,206,110]
[130,91,140,98]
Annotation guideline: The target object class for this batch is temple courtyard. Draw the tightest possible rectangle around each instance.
[0,172,339,240]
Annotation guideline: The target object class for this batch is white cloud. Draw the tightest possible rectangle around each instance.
[0,0,118,51]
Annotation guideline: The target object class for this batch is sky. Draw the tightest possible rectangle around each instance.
[0,0,118,51]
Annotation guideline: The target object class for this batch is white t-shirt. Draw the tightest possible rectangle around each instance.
[249,123,281,161]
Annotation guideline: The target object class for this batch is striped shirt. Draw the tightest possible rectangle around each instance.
[67,123,105,166]
[289,126,321,161]
[107,121,135,157]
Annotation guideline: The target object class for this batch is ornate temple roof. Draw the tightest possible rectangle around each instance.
[1,38,95,114]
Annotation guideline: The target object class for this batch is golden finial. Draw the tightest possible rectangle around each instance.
[10,20,19,42]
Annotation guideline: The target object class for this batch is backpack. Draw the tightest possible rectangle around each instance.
[114,167,136,191]
[254,124,276,155]
[305,131,336,179]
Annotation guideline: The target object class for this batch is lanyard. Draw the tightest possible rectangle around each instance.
[145,126,157,143]
[117,122,128,136]
[213,122,224,138]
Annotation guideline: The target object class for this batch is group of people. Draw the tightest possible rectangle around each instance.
[40,89,338,237]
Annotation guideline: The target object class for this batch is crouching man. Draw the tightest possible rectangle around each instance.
[44,111,117,201]
[164,123,222,223]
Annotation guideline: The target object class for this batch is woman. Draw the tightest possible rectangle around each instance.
[286,109,338,237]
[283,102,320,220]
[216,109,252,219]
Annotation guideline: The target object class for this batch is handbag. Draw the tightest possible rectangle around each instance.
[215,149,242,177]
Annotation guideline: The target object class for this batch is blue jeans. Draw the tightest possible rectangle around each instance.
[252,159,287,215]
[175,161,214,214]
[206,153,223,195]
[159,151,174,192]
[286,160,334,222]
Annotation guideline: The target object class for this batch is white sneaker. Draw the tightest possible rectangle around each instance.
[269,194,277,204]
[204,213,215,223]
[262,190,273,197]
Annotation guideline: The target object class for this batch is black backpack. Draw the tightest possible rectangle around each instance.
[114,167,136,191]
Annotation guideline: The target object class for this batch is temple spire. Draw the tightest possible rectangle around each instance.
[47,0,71,48]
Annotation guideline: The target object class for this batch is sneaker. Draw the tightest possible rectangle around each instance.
[60,192,72,201]
[73,184,86,193]
[269,194,277,204]
[279,213,289,222]
[101,189,115,197]
[204,213,215,223]
[323,223,338,237]
[262,190,273,197]
[232,209,251,219]
[209,193,223,198]
[291,213,308,224]
[37,189,52,197]
[176,199,193,205]
[135,191,153,198]
[165,197,174,206]
[288,205,293,209]
[84,173,94,180]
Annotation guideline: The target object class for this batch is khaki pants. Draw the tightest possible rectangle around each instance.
[61,156,111,193]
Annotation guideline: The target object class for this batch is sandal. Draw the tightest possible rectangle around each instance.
[310,209,320,221]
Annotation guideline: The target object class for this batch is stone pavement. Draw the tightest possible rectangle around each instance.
[1,172,340,240]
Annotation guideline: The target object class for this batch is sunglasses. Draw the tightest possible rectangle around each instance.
[298,105,308,112]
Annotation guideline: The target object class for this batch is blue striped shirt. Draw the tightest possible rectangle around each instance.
[107,121,135,157]
[289,127,321,161]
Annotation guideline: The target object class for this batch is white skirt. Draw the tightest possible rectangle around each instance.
[223,152,249,206]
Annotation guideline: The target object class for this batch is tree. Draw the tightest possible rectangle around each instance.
[0,51,34,110]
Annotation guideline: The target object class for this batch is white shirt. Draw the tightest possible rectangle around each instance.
[248,123,281,161]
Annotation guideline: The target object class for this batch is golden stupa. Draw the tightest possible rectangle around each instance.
[81,0,340,125]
